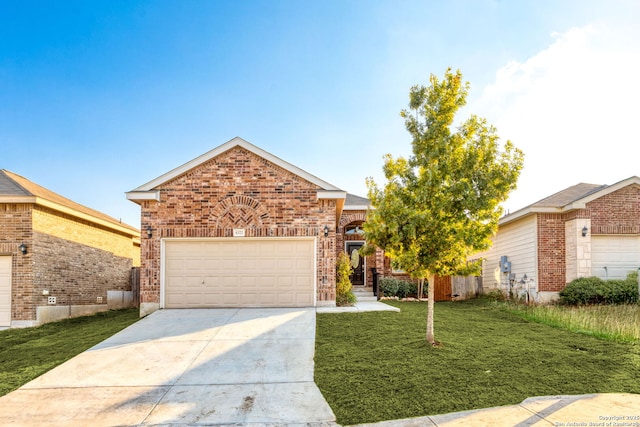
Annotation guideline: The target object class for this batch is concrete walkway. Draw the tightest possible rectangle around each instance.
[348,393,640,426]
[317,301,400,313]
[0,308,337,426]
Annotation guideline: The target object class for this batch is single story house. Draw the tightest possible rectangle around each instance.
[0,170,140,328]
[474,176,640,302]
[127,137,418,316]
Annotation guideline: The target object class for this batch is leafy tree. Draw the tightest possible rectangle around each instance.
[336,252,357,306]
[363,68,524,346]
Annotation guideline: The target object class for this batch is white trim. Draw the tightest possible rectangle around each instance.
[160,236,318,309]
[125,191,160,202]
[317,190,347,200]
[131,137,343,192]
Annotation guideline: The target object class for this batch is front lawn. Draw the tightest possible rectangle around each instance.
[314,300,640,425]
[0,309,139,396]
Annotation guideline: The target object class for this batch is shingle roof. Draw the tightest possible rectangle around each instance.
[0,170,31,196]
[500,176,640,225]
[0,169,139,233]
[344,193,370,208]
[530,182,607,208]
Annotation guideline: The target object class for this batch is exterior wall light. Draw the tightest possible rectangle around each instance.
[18,243,27,255]
[323,225,329,237]
[582,226,588,237]
[146,226,153,238]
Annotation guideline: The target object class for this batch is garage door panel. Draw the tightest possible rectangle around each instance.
[0,256,11,327]
[164,239,315,308]
[592,236,640,280]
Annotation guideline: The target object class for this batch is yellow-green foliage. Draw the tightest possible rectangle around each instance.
[336,252,356,306]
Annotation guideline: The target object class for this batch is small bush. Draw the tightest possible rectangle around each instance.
[336,252,356,306]
[483,288,507,302]
[560,275,639,305]
[379,277,418,298]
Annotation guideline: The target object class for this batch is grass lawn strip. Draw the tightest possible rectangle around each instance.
[506,303,640,343]
[0,308,139,396]
[314,300,640,426]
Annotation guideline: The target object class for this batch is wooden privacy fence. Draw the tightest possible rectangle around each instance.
[434,275,483,301]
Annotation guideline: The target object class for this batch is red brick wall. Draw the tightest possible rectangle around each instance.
[0,203,33,321]
[1,203,134,323]
[32,231,132,308]
[139,146,338,305]
[536,185,640,293]
[587,186,640,234]
[537,213,566,292]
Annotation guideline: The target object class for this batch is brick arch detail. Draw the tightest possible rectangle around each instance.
[212,195,270,229]
[339,212,367,229]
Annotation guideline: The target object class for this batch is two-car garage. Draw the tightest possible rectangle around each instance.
[162,238,316,308]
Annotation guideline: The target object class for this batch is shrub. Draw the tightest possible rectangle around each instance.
[560,275,639,305]
[379,277,419,298]
[336,252,356,306]
[483,288,507,302]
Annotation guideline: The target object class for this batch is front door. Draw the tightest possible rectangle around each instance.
[346,242,365,286]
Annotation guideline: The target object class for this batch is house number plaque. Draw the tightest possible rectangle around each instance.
[233,228,245,237]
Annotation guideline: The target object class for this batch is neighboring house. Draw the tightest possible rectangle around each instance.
[0,170,140,328]
[127,137,420,316]
[474,176,640,303]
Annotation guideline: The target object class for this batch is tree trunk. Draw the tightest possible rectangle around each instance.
[426,273,435,345]
[418,278,424,300]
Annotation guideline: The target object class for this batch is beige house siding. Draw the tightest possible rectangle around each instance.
[479,214,537,294]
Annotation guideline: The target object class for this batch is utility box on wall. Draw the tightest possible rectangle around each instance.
[500,255,511,273]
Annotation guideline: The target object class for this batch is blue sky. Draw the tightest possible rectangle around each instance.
[2,1,639,227]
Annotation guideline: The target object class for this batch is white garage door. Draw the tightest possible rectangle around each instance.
[0,256,12,327]
[163,238,315,308]
[592,236,640,280]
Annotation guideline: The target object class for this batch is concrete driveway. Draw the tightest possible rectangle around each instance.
[0,308,337,426]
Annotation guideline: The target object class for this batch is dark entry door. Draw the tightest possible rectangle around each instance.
[346,242,365,286]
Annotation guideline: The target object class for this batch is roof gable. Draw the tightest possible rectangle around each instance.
[129,137,343,194]
[530,183,606,209]
[501,176,640,225]
[0,169,139,235]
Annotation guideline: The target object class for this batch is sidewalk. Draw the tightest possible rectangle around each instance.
[316,300,400,313]
[348,393,640,426]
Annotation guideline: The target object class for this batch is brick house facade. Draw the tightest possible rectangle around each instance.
[0,170,140,328]
[475,176,640,302]
[127,137,403,316]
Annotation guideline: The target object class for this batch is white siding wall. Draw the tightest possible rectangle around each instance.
[476,214,537,297]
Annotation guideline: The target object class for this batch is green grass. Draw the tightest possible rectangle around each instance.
[315,300,640,425]
[0,309,139,396]
[506,303,640,343]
